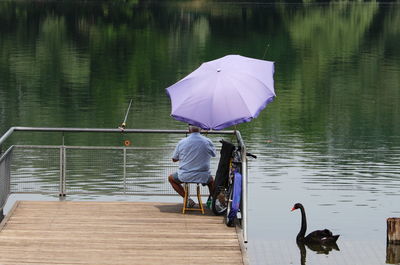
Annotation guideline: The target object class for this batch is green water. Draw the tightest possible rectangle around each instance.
[1,1,400,264]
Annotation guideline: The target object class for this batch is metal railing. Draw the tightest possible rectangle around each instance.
[0,146,12,217]
[10,145,181,196]
[0,126,249,242]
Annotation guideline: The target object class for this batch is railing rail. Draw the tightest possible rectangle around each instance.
[0,127,248,242]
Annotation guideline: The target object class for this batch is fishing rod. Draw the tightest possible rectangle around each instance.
[119,98,133,130]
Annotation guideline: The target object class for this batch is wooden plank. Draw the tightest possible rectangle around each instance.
[0,201,245,264]
[0,230,238,239]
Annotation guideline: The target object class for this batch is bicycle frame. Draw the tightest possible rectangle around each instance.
[212,141,242,225]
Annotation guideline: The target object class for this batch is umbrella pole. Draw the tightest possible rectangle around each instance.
[230,125,238,142]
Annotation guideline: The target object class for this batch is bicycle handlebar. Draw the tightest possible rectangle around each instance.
[246,152,257,159]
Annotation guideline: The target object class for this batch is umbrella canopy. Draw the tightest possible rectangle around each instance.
[166,55,276,130]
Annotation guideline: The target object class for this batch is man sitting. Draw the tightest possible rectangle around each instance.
[168,124,216,207]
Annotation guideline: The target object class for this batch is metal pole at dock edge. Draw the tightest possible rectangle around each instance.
[235,130,248,243]
[242,148,248,243]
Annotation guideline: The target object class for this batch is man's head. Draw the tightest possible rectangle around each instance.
[188,124,201,133]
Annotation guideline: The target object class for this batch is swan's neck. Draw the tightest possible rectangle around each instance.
[297,206,307,241]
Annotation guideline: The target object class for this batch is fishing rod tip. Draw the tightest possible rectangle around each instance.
[119,122,126,130]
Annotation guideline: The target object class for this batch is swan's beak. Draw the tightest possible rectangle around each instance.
[291,207,296,211]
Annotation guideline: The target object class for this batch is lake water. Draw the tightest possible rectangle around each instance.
[1,1,400,264]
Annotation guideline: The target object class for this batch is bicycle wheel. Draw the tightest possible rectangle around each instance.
[211,186,228,215]
[225,185,235,227]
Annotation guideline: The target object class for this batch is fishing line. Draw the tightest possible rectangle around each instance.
[262,44,270,59]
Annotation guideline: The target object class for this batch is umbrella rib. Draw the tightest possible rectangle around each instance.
[230,74,259,117]
[239,69,275,97]
[231,72,275,120]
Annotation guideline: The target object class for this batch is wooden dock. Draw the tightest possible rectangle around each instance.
[0,201,247,265]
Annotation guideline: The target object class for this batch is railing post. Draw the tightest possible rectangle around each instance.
[59,134,66,197]
[241,147,248,243]
[63,146,67,196]
[123,148,127,194]
[59,146,64,196]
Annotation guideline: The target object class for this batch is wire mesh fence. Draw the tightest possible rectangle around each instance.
[10,145,60,194]
[0,147,12,210]
[9,145,221,196]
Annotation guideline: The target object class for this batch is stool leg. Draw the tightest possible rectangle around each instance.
[197,184,204,214]
[183,183,189,214]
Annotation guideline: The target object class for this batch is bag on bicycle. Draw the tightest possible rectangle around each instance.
[213,139,235,197]
[228,170,242,224]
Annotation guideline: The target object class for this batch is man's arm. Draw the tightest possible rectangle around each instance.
[172,142,180,162]
[208,140,216,157]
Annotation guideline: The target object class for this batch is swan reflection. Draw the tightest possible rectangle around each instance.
[297,241,340,265]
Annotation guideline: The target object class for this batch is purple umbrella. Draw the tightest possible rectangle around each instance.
[166,55,276,130]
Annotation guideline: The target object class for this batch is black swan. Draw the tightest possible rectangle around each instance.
[291,203,340,244]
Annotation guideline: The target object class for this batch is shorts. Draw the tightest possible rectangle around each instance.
[172,172,213,185]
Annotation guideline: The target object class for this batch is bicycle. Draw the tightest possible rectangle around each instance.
[211,140,256,226]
